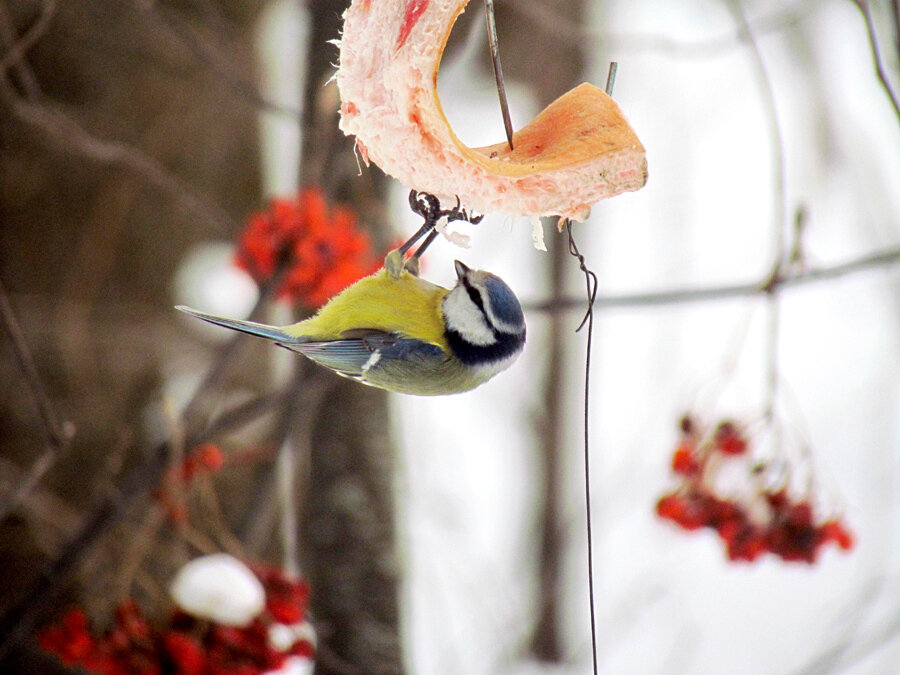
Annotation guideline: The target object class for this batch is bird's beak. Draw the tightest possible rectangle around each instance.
[454,260,470,279]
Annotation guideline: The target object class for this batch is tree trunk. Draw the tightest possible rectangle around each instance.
[298,2,402,672]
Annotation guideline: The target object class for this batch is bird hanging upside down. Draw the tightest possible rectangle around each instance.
[178,193,525,396]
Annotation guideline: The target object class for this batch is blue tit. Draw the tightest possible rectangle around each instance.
[176,260,525,396]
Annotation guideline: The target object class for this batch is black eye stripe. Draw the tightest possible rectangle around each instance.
[464,281,486,315]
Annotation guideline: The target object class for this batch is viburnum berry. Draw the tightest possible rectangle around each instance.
[235,186,382,308]
[714,421,748,455]
[290,641,315,658]
[267,597,304,625]
[655,493,707,531]
[38,608,95,665]
[38,557,315,675]
[115,600,152,644]
[764,488,790,510]
[671,443,700,477]
[656,413,855,564]
[163,632,206,675]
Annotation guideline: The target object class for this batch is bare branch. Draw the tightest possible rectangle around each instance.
[136,0,303,118]
[0,0,56,83]
[507,0,815,56]
[0,86,239,232]
[0,279,74,521]
[851,0,900,125]
[523,244,900,313]
[725,0,790,424]
[0,272,292,663]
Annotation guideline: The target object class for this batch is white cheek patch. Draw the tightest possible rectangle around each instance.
[483,306,520,335]
[443,289,496,347]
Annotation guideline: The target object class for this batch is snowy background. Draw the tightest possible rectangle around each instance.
[2,0,899,673]
[387,1,900,673]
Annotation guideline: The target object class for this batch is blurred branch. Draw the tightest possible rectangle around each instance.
[0,1,239,234]
[136,0,303,118]
[0,264,300,664]
[507,0,815,56]
[181,270,288,437]
[0,0,55,91]
[520,0,588,661]
[0,83,239,231]
[851,0,900,124]
[0,279,73,521]
[726,0,788,424]
[523,244,900,314]
[0,379,295,663]
[893,0,900,55]
[0,457,81,536]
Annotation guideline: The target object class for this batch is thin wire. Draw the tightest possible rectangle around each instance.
[604,62,618,97]
[566,219,599,675]
[483,0,515,150]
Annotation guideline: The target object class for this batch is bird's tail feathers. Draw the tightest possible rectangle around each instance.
[175,306,298,343]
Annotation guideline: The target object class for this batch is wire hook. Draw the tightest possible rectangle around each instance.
[483,0,514,150]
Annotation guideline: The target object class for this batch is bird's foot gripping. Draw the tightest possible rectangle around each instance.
[385,191,484,279]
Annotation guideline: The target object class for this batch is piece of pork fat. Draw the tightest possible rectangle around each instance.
[336,0,648,225]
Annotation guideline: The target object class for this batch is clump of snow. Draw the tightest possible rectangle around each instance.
[268,621,316,652]
[264,656,315,675]
[169,554,266,627]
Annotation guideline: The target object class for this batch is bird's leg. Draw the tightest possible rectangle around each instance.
[387,191,485,278]
[385,191,439,278]
[404,230,440,275]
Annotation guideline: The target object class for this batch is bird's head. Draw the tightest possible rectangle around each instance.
[442,260,526,369]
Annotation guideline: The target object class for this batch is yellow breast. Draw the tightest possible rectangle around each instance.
[284,269,450,349]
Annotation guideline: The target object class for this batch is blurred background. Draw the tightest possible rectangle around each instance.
[1,0,899,673]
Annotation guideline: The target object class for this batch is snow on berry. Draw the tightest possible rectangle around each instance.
[39,559,315,675]
[170,554,266,627]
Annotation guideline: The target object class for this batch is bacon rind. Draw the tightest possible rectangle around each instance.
[337,0,647,222]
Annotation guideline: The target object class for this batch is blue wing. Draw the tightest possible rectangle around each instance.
[283,330,445,382]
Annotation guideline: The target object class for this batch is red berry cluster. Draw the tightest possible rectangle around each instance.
[38,565,313,675]
[254,565,310,627]
[235,186,382,308]
[655,415,854,563]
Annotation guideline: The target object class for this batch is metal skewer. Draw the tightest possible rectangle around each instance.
[483,0,514,150]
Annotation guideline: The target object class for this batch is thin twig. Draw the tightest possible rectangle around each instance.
[726,0,788,429]
[0,0,56,83]
[0,84,238,233]
[523,244,900,313]
[0,383,290,662]
[0,308,293,663]
[0,279,74,521]
[138,0,303,119]
[0,280,68,453]
[181,270,288,437]
[851,0,900,124]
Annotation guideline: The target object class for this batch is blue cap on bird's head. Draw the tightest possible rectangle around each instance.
[453,259,524,336]
[482,274,525,332]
